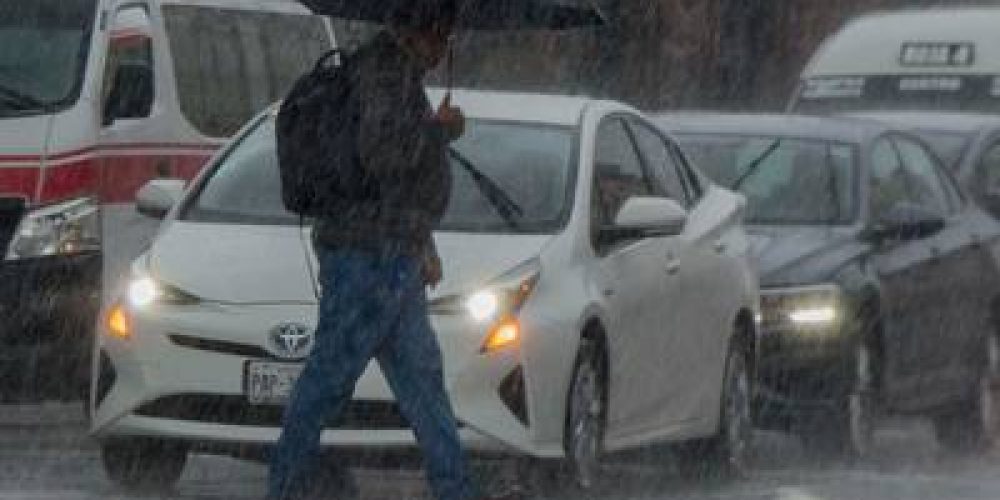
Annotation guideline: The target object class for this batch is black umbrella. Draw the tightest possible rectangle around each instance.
[298,0,606,30]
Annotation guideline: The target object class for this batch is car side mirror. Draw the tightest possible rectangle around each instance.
[601,196,688,243]
[103,62,154,126]
[864,202,946,243]
[136,179,185,219]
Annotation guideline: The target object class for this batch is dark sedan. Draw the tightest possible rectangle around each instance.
[846,112,1000,220]
[659,113,1000,456]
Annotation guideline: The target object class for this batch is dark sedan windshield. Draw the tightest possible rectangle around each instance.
[0,0,96,115]
[183,115,576,232]
[678,134,857,225]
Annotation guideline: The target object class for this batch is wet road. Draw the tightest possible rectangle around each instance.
[3,403,1000,500]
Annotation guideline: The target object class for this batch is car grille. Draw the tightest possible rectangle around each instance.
[135,394,410,430]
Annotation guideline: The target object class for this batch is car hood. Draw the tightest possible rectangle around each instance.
[149,222,552,304]
[748,225,867,287]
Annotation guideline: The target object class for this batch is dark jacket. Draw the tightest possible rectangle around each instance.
[313,32,452,256]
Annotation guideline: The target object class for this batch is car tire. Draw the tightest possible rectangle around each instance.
[563,337,607,492]
[675,339,752,480]
[933,334,1000,453]
[798,342,877,459]
[101,438,188,493]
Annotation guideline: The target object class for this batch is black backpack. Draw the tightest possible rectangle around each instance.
[276,49,379,218]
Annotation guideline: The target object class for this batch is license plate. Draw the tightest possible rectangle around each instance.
[244,361,304,405]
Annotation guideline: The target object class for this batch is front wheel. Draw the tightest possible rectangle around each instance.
[933,334,999,452]
[101,438,188,493]
[676,341,753,479]
[564,338,607,491]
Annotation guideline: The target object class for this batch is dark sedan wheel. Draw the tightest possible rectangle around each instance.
[676,340,753,479]
[102,438,188,493]
[934,334,1000,452]
[800,342,876,458]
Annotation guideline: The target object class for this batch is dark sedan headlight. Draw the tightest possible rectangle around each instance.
[5,197,101,260]
[760,284,843,332]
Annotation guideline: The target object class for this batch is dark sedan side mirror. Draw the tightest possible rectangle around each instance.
[863,202,946,244]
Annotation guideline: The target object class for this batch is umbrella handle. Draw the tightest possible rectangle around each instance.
[446,39,455,100]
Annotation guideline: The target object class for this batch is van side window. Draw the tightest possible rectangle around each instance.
[102,7,154,125]
[163,6,331,138]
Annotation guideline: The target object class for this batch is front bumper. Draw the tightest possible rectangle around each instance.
[754,320,861,429]
[0,252,101,401]
[91,300,557,458]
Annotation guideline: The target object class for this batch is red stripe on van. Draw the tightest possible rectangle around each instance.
[0,143,217,204]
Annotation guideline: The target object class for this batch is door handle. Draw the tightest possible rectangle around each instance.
[929,246,942,262]
[714,240,727,254]
[666,257,681,275]
[602,287,615,298]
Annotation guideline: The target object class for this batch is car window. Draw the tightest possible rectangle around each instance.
[627,119,690,206]
[870,138,915,220]
[980,141,1000,197]
[893,137,956,215]
[101,7,154,125]
[162,6,330,138]
[592,118,654,229]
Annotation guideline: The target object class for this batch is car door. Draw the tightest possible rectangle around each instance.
[590,117,685,440]
[868,136,940,403]
[870,136,979,406]
[893,137,998,401]
[626,118,727,428]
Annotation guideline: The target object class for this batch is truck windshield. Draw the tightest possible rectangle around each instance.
[0,0,96,116]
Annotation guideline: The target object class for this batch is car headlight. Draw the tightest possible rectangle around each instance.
[760,284,842,330]
[5,197,101,260]
[431,259,540,353]
[126,274,201,308]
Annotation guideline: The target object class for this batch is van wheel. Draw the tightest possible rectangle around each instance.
[676,340,752,479]
[101,438,188,493]
[799,342,877,458]
[934,334,1000,452]
[564,338,607,491]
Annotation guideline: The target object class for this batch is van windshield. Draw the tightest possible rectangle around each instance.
[0,0,96,116]
[793,75,1000,115]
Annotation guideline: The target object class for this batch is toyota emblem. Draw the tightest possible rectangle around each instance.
[269,322,313,360]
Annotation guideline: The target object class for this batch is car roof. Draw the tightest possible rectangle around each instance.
[655,112,889,144]
[427,89,597,126]
[843,111,1000,135]
[804,7,1000,77]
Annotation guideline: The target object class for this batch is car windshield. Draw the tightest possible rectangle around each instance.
[0,0,95,116]
[182,115,576,232]
[678,134,857,224]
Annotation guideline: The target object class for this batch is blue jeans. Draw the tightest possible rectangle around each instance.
[268,247,476,500]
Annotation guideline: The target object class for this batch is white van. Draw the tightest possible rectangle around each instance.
[789,7,1000,115]
[0,0,334,400]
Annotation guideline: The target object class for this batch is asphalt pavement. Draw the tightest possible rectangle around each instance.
[2,403,1000,500]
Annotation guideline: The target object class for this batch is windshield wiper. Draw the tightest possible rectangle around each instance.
[448,148,524,230]
[732,139,782,190]
[0,83,46,111]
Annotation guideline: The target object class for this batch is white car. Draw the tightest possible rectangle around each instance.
[90,90,759,492]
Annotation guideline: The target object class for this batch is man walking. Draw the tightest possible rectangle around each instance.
[268,3,509,500]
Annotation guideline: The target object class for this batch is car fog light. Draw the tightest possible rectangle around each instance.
[789,306,838,325]
[107,303,131,339]
[483,319,520,353]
